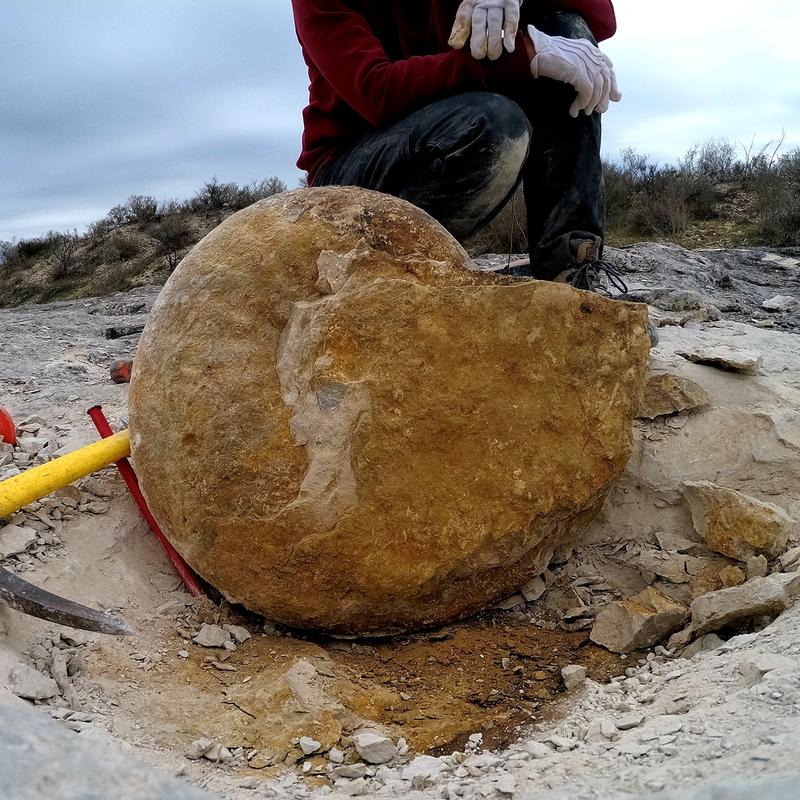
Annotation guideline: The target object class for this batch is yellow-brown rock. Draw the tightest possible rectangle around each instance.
[637,373,709,420]
[684,481,796,562]
[129,188,650,635]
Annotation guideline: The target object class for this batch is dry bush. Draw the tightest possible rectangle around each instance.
[753,149,800,246]
[102,232,141,262]
[150,216,194,270]
[48,229,79,279]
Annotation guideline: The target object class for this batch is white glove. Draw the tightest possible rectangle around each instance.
[449,0,522,61]
[527,24,622,118]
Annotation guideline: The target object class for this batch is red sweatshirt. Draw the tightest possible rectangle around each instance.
[292,1,617,183]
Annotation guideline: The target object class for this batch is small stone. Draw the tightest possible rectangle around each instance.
[521,576,547,603]
[616,742,651,757]
[328,747,345,764]
[762,295,798,312]
[10,663,59,700]
[352,731,397,764]
[402,755,447,787]
[590,587,689,653]
[779,547,800,571]
[0,525,38,559]
[177,650,190,659]
[719,565,746,587]
[684,481,795,561]
[204,743,233,763]
[192,623,232,648]
[677,346,762,373]
[561,664,587,691]
[85,501,110,515]
[738,653,796,685]
[299,736,321,755]
[691,572,800,636]
[616,713,645,731]
[746,555,769,580]
[334,777,369,796]
[17,437,48,456]
[224,624,252,644]
[637,373,709,420]
[639,715,683,740]
[494,594,526,611]
[210,660,237,672]
[547,735,577,751]
[332,764,368,779]
[496,774,517,795]
[185,738,215,760]
[600,719,617,740]
[525,742,553,759]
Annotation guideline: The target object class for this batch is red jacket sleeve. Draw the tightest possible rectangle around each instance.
[556,0,617,41]
[293,0,530,129]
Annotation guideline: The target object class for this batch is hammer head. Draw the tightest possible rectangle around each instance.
[0,566,133,636]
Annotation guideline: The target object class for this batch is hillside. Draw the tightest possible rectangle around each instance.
[1,138,799,308]
[0,177,288,307]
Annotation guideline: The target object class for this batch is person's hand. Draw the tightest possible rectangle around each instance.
[449,0,522,61]
[527,24,622,117]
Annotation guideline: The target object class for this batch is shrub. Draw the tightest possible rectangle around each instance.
[47,230,79,279]
[103,232,141,262]
[753,147,800,246]
[150,216,194,270]
[124,194,159,224]
[0,240,13,265]
[86,219,112,246]
[189,177,240,214]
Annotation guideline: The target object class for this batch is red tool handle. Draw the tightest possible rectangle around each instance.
[87,406,204,597]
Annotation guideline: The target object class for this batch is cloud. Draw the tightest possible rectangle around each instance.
[1,0,798,240]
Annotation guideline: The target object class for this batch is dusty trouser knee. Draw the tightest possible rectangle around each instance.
[395,93,532,240]
[314,92,531,242]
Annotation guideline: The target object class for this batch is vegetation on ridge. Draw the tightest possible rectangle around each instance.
[1,137,799,307]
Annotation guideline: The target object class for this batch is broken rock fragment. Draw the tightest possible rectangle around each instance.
[684,481,795,561]
[10,663,59,701]
[637,373,709,420]
[129,188,650,635]
[561,664,587,690]
[352,732,397,764]
[590,586,689,653]
[192,624,231,648]
[690,572,800,636]
[762,295,798,312]
[677,346,762,373]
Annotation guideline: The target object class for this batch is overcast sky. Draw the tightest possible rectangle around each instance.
[2,0,798,241]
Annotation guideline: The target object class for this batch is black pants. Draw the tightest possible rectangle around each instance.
[315,11,605,280]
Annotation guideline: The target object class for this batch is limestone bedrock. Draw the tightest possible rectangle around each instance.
[128,188,650,635]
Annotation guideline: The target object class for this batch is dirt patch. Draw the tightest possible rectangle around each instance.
[76,593,622,775]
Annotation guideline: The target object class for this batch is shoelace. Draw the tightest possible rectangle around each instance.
[568,260,629,296]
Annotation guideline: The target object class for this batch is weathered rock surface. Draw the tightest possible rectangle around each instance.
[0,702,215,800]
[677,346,762,373]
[352,731,397,764]
[0,524,37,559]
[690,572,800,636]
[590,586,689,653]
[637,373,709,419]
[10,663,59,700]
[129,188,650,634]
[684,481,795,561]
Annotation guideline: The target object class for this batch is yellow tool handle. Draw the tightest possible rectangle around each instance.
[0,430,131,518]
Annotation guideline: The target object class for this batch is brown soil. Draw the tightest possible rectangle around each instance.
[83,594,623,773]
